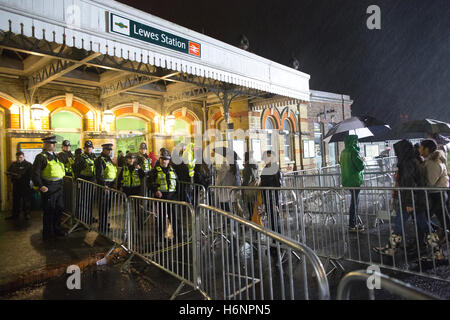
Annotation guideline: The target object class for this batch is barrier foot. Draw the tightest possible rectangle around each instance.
[170,281,186,300]
[120,253,135,273]
[325,259,345,278]
[67,221,81,234]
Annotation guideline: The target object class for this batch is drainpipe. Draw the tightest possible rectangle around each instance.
[297,102,304,170]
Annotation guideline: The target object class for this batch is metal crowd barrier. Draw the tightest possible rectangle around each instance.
[70,179,129,247]
[177,181,208,207]
[336,186,450,283]
[127,196,198,299]
[207,186,239,211]
[228,187,347,276]
[337,270,438,300]
[196,204,330,300]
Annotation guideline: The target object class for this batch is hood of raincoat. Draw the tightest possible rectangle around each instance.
[344,135,359,151]
[393,139,415,165]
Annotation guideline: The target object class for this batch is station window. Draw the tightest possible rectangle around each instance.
[265,116,276,151]
[283,119,294,161]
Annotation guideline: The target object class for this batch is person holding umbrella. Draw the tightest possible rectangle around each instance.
[340,135,365,232]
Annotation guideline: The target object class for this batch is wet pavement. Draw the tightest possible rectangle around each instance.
[0,210,112,286]
[1,209,449,300]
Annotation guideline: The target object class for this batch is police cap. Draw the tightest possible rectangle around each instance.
[84,140,94,148]
[101,143,113,150]
[160,149,171,160]
[62,140,71,147]
[139,142,147,150]
[42,135,57,144]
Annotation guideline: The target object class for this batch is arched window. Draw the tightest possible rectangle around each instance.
[51,111,82,151]
[283,119,294,161]
[265,116,277,151]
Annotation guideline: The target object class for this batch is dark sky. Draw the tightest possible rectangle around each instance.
[118,0,450,127]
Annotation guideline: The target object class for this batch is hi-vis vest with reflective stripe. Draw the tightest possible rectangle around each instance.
[140,154,151,172]
[155,166,177,192]
[65,155,74,175]
[40,153,65,181]
[183,143,195,178]
[121,165,141,187]
[101,156,117,182]
[80,153,95,177]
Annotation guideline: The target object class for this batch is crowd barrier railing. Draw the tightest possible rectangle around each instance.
[69,179,129,249]
[196,204,330,300]
[336,186,450,283]
[127,196,198,299]
[337,270,438,300]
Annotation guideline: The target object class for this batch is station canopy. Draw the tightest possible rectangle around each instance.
[0,0,310,108]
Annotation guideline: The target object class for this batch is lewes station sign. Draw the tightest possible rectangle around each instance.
[109,13,201,57]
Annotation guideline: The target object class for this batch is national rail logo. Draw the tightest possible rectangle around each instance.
[189,41,200,57]
[111,15,130,36]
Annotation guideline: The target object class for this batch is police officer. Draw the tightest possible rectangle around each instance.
[118,153,144,196]
[136,142,152,195]
[6,151,33,220]
[72,140,96,224]
[95,143,117,233]
[149,149,179,240]
[32,136,66,240]
[57,140,74,176]
[73,140,96,181]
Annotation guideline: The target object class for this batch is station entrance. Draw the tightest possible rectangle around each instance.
[115,116,149,155]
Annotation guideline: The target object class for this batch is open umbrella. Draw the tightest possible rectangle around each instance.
[395,119,450,135]
[323,116,390,143]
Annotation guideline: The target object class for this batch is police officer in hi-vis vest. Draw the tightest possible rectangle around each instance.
[57,140,74,176]
[95,143,117,233]
[119,153,145,227]
[31,135,67,240]
[149,149,179,240]
[72,140,96,224]
[118,153,145,197]
[137,142,152,196]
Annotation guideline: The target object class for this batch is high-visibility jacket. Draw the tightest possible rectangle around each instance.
[155,166,177,192]
[80,153,95,177]
[139,154,152,173]
[183,143,195,178]
[40,153,65,181]
[65,156,74,175]
[101,156,117,182]
[121,165,141,187]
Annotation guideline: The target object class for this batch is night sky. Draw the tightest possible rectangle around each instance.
[118,0,450,127]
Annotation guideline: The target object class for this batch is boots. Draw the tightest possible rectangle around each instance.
[373,232,403,256]
[421,233,445,262]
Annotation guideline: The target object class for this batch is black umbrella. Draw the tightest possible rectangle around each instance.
[213,147,241,161]
[323,116,390,143]
[395,119,450,135]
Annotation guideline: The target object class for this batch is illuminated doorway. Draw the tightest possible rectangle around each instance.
[51,110,82,152]
[115,116,148,155]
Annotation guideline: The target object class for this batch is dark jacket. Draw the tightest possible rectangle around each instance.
[242,163,259,186]
[394,140,426,209]
[340,135,365,187]
[194,163,212,189]
[260,163,282,187]
[57,150,73,165]
[8,160,32,188]
[94,153,115,187]
[173,163,191,183]
[73,152,96,179]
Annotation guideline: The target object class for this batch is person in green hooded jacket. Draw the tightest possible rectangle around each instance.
[340,135,365,232]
